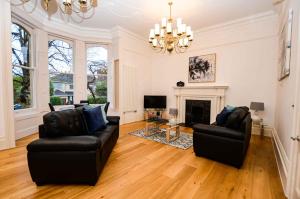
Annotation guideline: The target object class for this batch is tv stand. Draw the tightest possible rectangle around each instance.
[144,109,166,120]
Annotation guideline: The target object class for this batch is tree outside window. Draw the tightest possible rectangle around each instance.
[11,23,34,110]
[86,46,108,104]
[48,39,74,105]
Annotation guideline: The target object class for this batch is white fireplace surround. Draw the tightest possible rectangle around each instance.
[174,86,229,124]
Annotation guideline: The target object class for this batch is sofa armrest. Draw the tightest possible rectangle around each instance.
[107,116,120,125]
[38,125,47,138]
[27,136,101,152]
[193,124,244,140]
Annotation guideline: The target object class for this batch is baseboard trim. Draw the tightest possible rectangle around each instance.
[251,126,272,137]
[271,128,289,197]
[15,126,38,140]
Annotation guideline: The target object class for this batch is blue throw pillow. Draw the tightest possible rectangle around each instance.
[216,107,235,126]
[83,106,106,134]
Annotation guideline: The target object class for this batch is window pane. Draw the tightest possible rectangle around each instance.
[86,46,108,104]
[48,40,74,105]
[11,23,31,67]
[11,23,33,110]
[13,67,32,110]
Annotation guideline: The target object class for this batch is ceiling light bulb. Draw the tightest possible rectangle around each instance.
[181,24,186,33]
[184,38,189,47]
[177,24,182,35]
[149,29,155,39]
[189,32,194,41]
[173,29,177,37]
[154,24,160,36]
[166,22,172,34]
[177,18,182,28]
[160,29,165,38]
[153,39,158,47]
[186,26,192,37]
[161,18,167,28]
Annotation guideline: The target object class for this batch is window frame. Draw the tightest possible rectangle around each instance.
[85,43,109,104]
[48,35,75,106]
[11,18,37,113]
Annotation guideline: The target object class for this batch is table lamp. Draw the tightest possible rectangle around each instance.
[169,108,178,125]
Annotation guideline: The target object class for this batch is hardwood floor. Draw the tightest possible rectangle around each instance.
[0,121,286,199]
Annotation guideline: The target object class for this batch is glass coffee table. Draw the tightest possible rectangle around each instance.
[145,119,180,143]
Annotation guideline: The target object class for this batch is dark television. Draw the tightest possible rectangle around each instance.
[144,96,167,109]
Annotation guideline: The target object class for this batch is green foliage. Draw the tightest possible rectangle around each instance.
[88,95,107,104]
[50,96,62,105]
[49,81,54,96]
[95,81,107,97]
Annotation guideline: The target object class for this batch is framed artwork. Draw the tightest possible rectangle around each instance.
[188,53,216,83]
[279,9,293,81]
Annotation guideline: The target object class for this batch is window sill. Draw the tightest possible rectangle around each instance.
[14,108,41,121]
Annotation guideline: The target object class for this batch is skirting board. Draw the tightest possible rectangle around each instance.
[271,128,289,197]
[251,126,272,137]
[15,126,38,140]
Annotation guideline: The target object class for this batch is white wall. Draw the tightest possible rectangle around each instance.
[272,0,300,196]
[0,1,16,149]
[151,12,278,127]
[113,27,152,124]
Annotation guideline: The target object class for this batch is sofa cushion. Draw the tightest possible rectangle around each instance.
[43,109,88,137]
[225,107,249,130]
[193,124,245,140]
[216,107,235,126]
[27,136,101,152]
[83,106,107,134]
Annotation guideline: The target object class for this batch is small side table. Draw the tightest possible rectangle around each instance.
[252,118,264,137]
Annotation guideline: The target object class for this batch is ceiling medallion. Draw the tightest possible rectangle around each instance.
[11,0,98,23]
[149,1,193,54]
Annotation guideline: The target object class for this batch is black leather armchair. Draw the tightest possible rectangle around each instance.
[27,108,119,185]
[193,110,252,168]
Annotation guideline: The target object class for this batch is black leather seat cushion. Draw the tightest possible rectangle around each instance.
[193,124,245,140]
[27,136,101,152]
[43,109,88,137]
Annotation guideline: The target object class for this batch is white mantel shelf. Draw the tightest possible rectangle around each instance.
[173,85,229,123]
[173,86,229,89]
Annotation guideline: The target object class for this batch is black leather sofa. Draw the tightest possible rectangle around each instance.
[193,107,252,168]
[27,108,119,185]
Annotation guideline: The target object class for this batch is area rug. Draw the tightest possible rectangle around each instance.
[128,128,193,150]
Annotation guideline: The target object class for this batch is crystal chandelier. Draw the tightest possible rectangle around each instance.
[11,0,98,23]
[149,1,193,54]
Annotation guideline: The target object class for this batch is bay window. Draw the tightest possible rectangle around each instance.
[86,45,108,104]
[48,38,74,105]
[11,22,34,110]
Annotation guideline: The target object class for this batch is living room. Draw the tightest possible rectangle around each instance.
[0,0,300,198]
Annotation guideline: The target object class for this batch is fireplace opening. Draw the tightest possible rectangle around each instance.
[185,100,211,127]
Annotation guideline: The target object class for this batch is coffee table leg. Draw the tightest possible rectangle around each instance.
[166,128,170,142]
[176,126,180,138]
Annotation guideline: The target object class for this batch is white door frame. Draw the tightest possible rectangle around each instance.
[287,4,300,198]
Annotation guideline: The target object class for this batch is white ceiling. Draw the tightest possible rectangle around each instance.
[43,0,275,36]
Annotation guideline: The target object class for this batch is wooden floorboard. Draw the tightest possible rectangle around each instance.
[0,121,286,199]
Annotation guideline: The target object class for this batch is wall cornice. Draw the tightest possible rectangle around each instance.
[194,11,278,35]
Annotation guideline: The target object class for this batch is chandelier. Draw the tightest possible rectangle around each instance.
[10,0,98,23]
[149,1,193,54]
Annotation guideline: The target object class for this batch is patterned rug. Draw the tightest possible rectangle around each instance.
[129,128,193,150]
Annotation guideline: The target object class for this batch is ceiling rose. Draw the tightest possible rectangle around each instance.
[148,1,193,54]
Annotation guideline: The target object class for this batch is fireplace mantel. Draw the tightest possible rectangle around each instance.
[174,85,229,124]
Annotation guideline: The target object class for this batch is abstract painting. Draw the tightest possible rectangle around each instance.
[188,54,216,83]
[279,9,293,81]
